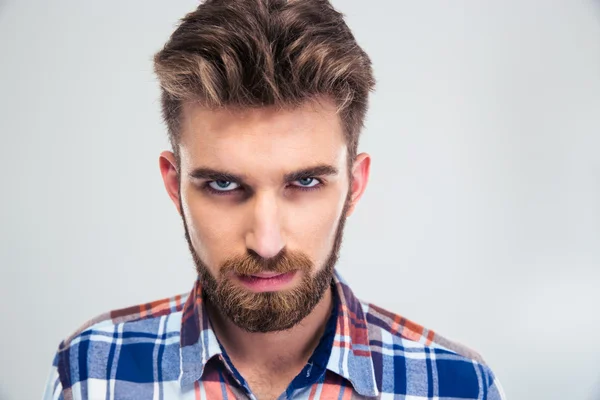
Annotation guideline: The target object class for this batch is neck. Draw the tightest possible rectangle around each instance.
[206,286,334,372]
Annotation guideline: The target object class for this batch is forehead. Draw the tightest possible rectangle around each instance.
[178,99,347,180]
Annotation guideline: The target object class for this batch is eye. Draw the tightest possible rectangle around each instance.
[291,177,321,188]
[207,180,241,192]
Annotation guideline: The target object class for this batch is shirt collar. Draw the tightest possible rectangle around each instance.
[177,279,222,388]
[177,270,379,398]
[326,271,379,397]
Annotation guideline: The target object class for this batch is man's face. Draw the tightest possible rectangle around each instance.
[169,98,359,332]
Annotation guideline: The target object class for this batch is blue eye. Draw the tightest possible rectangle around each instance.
[293,177,321,188]
[207,180,240,192]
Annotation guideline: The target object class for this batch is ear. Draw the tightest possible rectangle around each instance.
[159,151,182,215]
[345,152,371,217]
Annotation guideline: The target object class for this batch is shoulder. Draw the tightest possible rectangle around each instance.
[362,300,485,361]
[361,300,504,399]
[52,292,188,391]
[59,292,189,351]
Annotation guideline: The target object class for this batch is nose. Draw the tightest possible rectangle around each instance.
[245,191,285,259]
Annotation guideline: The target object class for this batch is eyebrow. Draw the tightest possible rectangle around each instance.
[188,164,339,184]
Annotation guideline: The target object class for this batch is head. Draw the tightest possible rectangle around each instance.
[156,0,374,332]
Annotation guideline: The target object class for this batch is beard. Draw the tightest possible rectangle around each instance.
[179,188,351,333]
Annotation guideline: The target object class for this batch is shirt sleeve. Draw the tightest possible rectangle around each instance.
[486,368,507,400]
[42,355,64,400]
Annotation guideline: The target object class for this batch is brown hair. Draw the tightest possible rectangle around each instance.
[154,0,375,168]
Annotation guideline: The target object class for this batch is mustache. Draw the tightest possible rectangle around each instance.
[221,249,313,276]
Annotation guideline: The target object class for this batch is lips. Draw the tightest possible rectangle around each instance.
[250,272,288,279]
[236,271,297,292]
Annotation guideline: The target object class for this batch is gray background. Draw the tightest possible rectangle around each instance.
[1,1,599,399]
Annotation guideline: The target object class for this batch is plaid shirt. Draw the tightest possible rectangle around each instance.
[43,271,505,399]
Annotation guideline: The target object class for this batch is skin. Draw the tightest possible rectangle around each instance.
[159,97,370,399]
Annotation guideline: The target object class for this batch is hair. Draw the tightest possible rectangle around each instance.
[153,0,375,169]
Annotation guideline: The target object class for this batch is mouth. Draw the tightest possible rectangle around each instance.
[236,271,297,292]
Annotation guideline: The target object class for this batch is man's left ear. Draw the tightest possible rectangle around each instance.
[345,152,371,217]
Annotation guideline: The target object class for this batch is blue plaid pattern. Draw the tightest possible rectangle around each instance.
[43,270,505,399]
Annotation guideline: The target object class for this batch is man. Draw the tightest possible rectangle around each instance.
[44,0,505,399]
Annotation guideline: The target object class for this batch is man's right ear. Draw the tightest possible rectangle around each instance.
[159,151,181,215]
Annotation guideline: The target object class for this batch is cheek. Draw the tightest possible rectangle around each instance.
[183,192,243,271]
[288,191,346,265]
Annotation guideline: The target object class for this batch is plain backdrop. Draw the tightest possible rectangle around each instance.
[1,1,599,399]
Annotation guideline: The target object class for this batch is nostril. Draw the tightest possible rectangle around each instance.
[246,248,286,267]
